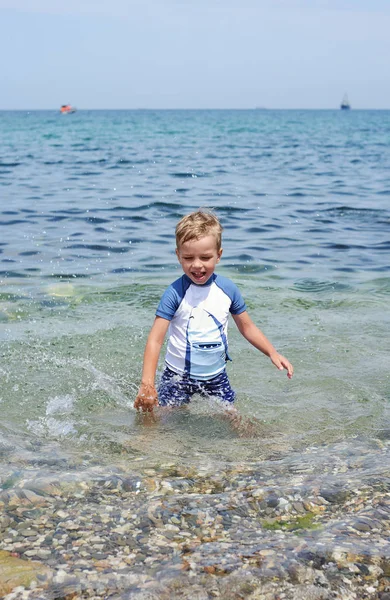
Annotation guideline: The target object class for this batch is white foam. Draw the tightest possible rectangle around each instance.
[46,394,75,416]
[26,416,76,438]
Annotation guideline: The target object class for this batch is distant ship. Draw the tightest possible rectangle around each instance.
[340,94,351,110]
[60,104,77,114]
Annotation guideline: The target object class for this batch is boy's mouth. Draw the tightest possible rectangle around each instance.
[191,272,206,282]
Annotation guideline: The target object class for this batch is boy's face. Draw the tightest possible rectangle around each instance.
[176,235,222,285]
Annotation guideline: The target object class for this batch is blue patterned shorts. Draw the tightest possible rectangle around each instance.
[158,367,235,407]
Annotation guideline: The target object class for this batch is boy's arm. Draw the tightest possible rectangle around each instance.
[232,311,293,379]
[134,316,170,411]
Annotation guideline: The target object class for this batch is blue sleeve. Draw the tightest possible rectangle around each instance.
[155,276,190,320]
[229,286,246,315]
[215,275,246,315]
[156,285,180,320]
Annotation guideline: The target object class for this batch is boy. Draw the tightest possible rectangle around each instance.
[135,210,293,412]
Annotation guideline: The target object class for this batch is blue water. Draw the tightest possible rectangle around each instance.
[1,108,390,595]
[0,108,389,470]
[1,109,389,287]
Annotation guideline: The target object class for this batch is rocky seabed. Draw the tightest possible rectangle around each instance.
[0,438,389,600]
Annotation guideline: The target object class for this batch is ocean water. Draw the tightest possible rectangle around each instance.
[0,109,390,591]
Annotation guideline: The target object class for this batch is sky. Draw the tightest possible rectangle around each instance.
[1,0,389,110]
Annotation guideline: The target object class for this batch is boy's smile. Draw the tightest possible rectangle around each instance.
[176,235,223,285]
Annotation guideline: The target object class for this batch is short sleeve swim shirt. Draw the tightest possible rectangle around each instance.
[156,273,246,380]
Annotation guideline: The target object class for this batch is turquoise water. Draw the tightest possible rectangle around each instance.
[0,108,389,471]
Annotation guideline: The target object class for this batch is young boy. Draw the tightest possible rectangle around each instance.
[135,210,293,412]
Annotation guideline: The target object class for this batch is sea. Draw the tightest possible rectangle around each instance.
[0,109,389,596]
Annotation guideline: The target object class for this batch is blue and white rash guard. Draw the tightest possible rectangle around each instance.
[156,273,246,380]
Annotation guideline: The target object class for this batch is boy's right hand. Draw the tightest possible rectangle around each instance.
[134,383,158,412]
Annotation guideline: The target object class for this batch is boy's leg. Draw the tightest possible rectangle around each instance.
[201,372,260,436]
[200,370,236,405]
[158,367,195,407]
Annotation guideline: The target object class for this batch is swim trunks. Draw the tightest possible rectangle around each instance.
[158,366,235,407]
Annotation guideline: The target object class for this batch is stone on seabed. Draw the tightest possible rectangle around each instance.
[0,550,51,596]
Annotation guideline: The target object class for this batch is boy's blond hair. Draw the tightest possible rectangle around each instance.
[175,210,223,251]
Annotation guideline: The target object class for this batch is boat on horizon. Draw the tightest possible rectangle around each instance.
[60,104,77,114]
[340,94,351,110]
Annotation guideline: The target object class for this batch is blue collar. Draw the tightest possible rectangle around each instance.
[183,273,215,287]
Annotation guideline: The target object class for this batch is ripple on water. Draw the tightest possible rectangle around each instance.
[224,263,274,274]
[362,277,390,296]
[281,297,358,311]
[292,278,353,293]
[321,205,385,220]
[171,172,209,178]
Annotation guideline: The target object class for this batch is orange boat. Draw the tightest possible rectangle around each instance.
[60,104,76,114]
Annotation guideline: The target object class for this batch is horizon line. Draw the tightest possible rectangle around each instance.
[1,107,390,112]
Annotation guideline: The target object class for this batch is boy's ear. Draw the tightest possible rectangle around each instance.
[175,248,180,260]
[217,248,223,262]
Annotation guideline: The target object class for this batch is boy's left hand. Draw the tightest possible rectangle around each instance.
[270,352,294,379]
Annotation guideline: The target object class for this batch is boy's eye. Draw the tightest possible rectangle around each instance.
[181,255,213,260]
